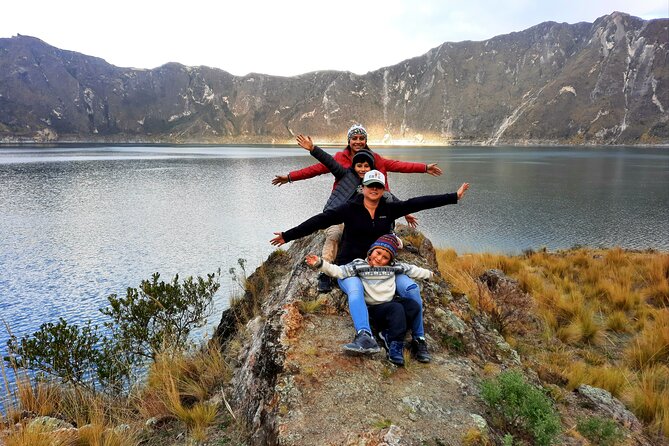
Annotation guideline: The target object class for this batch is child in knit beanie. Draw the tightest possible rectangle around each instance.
[305,234,433,366]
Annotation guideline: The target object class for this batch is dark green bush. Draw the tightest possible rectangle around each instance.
[480,370,561,446]
[6,318,104,388]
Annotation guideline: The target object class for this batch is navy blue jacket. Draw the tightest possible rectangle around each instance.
[310,146,362,212]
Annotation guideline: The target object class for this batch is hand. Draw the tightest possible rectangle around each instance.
[272,175,289,186]
[296,134,314,151]
[426,163,442,176]
[457,183,470,200]
[404,214,418,228]
[305,254,320,267]
[270,232,285,246]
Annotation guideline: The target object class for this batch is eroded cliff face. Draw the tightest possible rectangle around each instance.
[1,12,667,145]
[213,228,656,446]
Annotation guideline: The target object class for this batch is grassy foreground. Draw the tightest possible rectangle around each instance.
[437,246,669,437]
[1,246,667,444]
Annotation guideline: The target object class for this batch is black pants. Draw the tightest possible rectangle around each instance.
[368,298,420,343]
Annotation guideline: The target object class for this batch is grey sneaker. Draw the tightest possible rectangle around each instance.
[343,330,381,355]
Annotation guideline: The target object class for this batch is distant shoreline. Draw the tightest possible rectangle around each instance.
[1,141,668,149]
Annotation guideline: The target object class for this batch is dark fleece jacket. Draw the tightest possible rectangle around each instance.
[282,192,458,265]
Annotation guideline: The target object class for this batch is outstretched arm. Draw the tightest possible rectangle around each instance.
[270,208,345,246]
[272,135,317,186]
[309,146,347,179]
[386,191,419,228]
[386,183,470,218]
[310,256,352,279]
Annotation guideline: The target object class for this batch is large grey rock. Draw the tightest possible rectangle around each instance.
[576,384,643,431]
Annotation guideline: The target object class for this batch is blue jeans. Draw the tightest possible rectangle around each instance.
[395,274,425,338]
[337,276,370,333]
[338,274,425,338]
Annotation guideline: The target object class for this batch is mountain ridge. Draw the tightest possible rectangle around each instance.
[1,11,667,145]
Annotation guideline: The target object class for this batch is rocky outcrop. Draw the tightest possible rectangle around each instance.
[1,12,667,145]
[214,228,660,445]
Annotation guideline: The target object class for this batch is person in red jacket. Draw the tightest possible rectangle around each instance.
[272,124,442,188]
[272,124,443,291]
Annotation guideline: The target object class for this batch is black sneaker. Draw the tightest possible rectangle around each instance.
[387,341,405,366]
[410,337,431,363]
[342,330,381,355]
[317,272,332,293]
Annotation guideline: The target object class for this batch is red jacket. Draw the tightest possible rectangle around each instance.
[287,147,427,191]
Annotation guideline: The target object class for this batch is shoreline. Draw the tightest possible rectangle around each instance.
[1,141,668,149]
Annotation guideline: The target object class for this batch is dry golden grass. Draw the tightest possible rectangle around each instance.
[298,296,326,314]
[624,364,669,434]
[436,246,669,435]
[13,375,62,417]
[141,344,226,441]
[2,426,72,446]
[2,339,231,445]
[461,427,492,446]
[624,309,669,370]
[161,372,218,442]
[606,310,630,332]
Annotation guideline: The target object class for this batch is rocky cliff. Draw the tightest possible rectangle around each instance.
[1,12,667,145]
[213,227,658,445]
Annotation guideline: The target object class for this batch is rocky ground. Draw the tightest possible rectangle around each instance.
[213,227,661,445]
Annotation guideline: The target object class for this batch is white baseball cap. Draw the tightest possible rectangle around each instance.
[362,170,385,188]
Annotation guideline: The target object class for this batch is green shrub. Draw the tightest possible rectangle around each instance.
[102,271,221,361]
[576,416,624,446]
[6,318,105,389]
[480,370,561,446]
[5,271,220,393]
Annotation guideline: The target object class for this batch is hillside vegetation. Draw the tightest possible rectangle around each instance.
[436,246,669,437]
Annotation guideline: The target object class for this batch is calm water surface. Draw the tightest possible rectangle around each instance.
[0,145,668,364]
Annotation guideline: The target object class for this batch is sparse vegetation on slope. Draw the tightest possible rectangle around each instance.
[437,246,669,437]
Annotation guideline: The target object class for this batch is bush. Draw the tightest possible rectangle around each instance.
[6,318,107,390]
[5,271,220,393]
[480,370,561,446]
[576,416,624,446]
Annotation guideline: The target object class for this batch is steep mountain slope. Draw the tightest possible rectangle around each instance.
[0,12,666,144]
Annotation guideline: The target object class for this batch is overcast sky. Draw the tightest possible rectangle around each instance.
[3,1,667,77]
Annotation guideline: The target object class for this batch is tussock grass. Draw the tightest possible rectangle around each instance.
[13,375,62,417]
[298,297,326,314]
[606,311,630,332]
[436,246,669,435]
[2,426,72,446]
[140,343,227,441]
[624,364,669,435]
[624,309,669,370]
